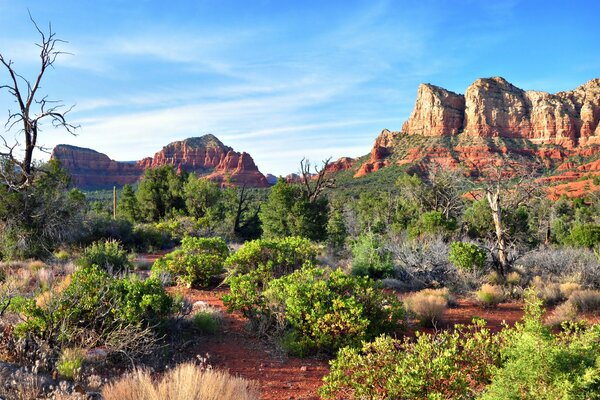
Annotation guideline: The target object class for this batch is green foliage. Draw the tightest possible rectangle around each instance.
[14,265,173,342]
[350,232,394,279]
[152,236,229,287]
[268,267,404,355]
[78,239,131,274]
[131,223,172,252]
[192,311,220,334]
[353,190,419,234]
[259,178,328,241]
[326,201,347,252]
[320,319,502,400]
[409,210,457,238]
[56,348,85,380]
[481,290,600,399]
[565,223,600,248]
[117,184,140,222]
[0,160,86,260]
[222,236,319,324]
[448,242,487,271]
[183,175,223,219]
[136,165,185,222]
[225,236,318,279]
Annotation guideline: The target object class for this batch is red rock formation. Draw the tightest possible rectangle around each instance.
[206,151,269,187]
[354,77,600,188]
[401,84,464,136]
[51,135,269,189]
[50,145,143,188]
[325,157,356,173]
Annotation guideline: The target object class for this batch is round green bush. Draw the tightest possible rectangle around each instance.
[78,239,131,274]
[152,236,229,288]
[226,265,405,356]
[448,241,487,271]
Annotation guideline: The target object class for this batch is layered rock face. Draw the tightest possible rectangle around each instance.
[50,145,143,188]
[401,84,465,136]
[355,77,600,182]
[400,76,600,145]
[51,135,269,189]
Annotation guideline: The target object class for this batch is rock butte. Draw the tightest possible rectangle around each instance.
[51,134,269,189]
[329,77,600,194]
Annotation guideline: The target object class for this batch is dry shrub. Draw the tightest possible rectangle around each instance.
[546,301,578,327]
[476,284,504,308]
[405,288,448,326]
[531,276,562,306]
[569,289,600,313]
[102,362,259,400]
[505,271,522,286]
[27,260,47,273]
[486,271,503,285]
[559,282,582,299]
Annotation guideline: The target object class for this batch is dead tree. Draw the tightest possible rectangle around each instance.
[0,13,77,189]
[299,157,336,203]
[470,161,544,277]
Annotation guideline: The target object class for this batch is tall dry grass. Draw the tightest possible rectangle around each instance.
[102,362,259,400]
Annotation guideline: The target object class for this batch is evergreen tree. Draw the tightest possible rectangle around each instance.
[117,184,140,222]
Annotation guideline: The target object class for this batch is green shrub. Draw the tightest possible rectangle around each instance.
[350,232,394,279]
[565,223,600,248]
[448,241,487,271]
[222,237,319,324]
[408,210,457,238]
[56,347,85,380]
[249,266,405,355]
[78,239,131,274]
[132,223,171,252]
[192,311,220,334]
[225,236,318,279]
[320,319,502,400]
[481,290,600,399]
[152,236,229,287]
[14,265,174,342]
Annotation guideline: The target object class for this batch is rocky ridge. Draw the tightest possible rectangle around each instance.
[345,77,600,192]
[51,135,269,189]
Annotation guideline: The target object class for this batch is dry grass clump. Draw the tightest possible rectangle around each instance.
[568,289,600,313]
[530,276,562,306]
[475,284,505,308]
[405,288,449,326]
[546,301,579,327]
[102,362,259,400]
[559,282,582,299]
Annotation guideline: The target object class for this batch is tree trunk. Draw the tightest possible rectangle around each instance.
[487,187,508,276]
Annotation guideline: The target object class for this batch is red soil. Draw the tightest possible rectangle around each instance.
[185,288,329,400]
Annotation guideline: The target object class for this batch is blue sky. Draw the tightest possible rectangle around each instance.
[0,0,599,175]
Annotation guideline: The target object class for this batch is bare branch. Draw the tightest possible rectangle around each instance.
[0,14,77,187]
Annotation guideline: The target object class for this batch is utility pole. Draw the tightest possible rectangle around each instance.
[113,186,117,220]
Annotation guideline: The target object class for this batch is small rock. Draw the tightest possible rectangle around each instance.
[300,365,308,372]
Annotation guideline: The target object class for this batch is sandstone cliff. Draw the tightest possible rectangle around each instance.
[354,77,600,186]
[51,135,269,189]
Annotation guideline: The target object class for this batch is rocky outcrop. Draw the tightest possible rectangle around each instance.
[50,145,143,188]
[51,135,269,189]
[399,77,600,146]
[205,150,269,187]
[401,84,464,136]
[354,77,600,184]
[325,157,356,173]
